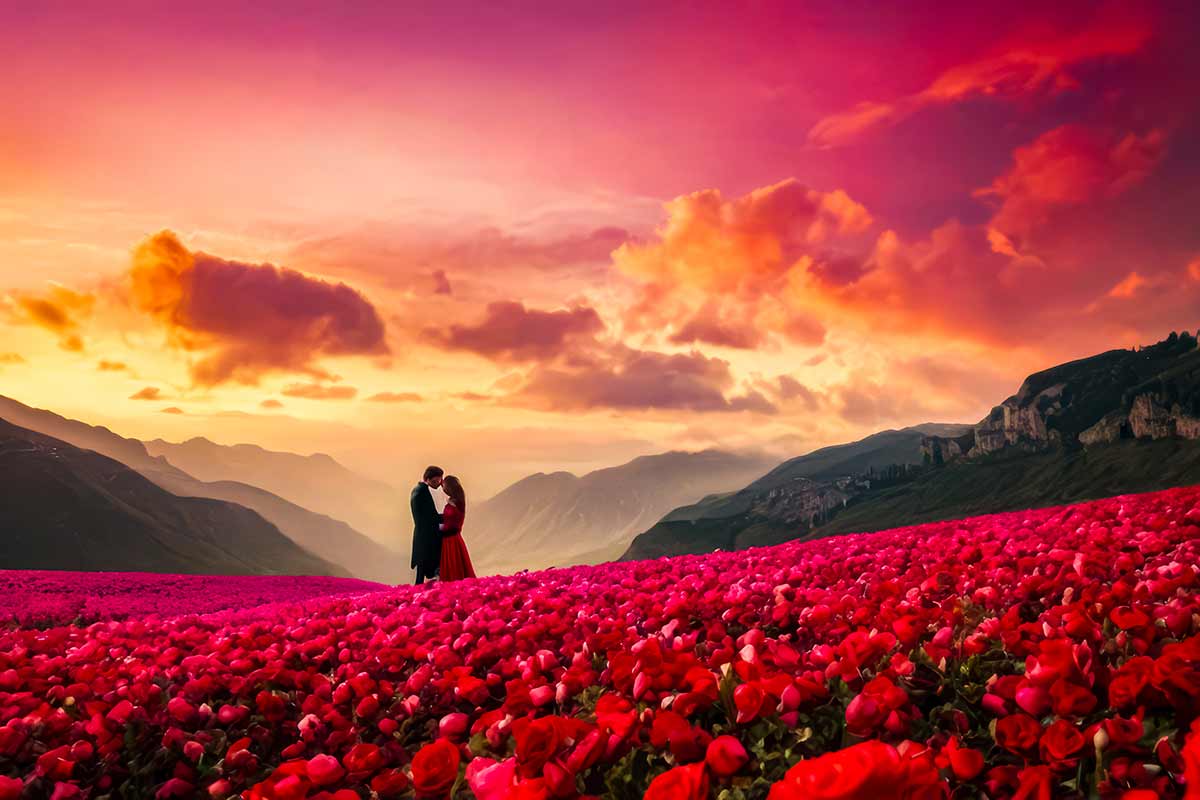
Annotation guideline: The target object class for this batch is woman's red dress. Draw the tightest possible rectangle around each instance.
[439,502,476,581]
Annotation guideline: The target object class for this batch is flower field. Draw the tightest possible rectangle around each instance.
[0,572,384,629]
[2,487,1200,799]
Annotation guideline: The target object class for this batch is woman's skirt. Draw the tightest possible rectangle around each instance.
[440,534,476,581]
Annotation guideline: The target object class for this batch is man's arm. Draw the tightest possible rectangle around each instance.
[418,487,441,535]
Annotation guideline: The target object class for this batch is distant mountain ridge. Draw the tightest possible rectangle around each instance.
[622,424,967,561]
[0,418,345,576]
[143,436,405,550]
[0,395,405,582]
[470,449,776,574]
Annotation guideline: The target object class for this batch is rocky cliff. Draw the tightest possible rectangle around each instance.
[924,330,1200,461]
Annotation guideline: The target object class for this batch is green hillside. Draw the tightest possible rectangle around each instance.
[812,438,1200,538]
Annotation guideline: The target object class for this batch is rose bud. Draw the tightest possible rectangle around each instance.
[706,735,749,778]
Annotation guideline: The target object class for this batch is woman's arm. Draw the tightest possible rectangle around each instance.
[441,505,463,537]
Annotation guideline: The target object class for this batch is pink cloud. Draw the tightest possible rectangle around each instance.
[977,125,1165,237]
[808,10,1153,146]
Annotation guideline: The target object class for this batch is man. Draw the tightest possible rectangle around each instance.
[411,465,444,585]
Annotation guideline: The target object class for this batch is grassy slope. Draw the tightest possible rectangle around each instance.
[622,439,1200,560]
[812,438,1200,538]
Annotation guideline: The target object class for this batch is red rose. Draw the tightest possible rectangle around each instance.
[943,739,984,781]
[1049,679,1096,717]
[0,776,22,800]
[995,714,1041,754]
[644,763,709,800]
[37,747,75,780]
[370,768,412,798]
[734,683,767,724]
[1109,606,1150,630]
[566,729,606,773]
[768,740,904,800]
[411,739,461,798]
[1011,765,1054,800]
[706,736,749,778]
[1182,720,1200,799]
[514,717,563,778]
[1039,719,1084,766]
[307,754,345,787]
[342,743,385,778]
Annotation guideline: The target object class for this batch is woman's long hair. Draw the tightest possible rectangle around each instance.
[442,475,466,512]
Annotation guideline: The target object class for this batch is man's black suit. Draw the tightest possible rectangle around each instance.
[410,482,442,584]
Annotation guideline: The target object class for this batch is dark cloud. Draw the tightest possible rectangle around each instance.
[129,231,388,386]
[777,375,820,409]
[429,301,605,362]
[510,346,776,414]
[432,269,452,295]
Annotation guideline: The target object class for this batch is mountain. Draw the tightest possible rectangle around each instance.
[470,450,777,574]
[625,330,1200,562]
[813,438,1200,539]
[143,437,405,549]
[621,425,968,561]
[0,418,346,576]
[922,330,1200,460]
[0,395,406,583]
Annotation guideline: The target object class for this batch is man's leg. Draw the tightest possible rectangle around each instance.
[415,565,426,585]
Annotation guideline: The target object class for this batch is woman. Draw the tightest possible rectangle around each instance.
[438,475,476,581]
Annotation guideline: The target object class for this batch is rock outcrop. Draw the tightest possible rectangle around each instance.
[1129,394,1200,440]
[923,331,1200,462]
[750,478,849,528]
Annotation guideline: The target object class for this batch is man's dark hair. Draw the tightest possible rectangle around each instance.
[423,465,444,481]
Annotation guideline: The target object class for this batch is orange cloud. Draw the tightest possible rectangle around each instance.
[97,360,128,372]
[977,125,1165,237]
[128,231,388,386]
[809,11,1152,146]
[367,391,423,403]
[161,406,184,414]
[613,180,870,348]
[1107,271,1147,299]
[1188,258,1200,282]
[130,387,162,400]
[0,353,25,365]
[281,383,358,400]
[3,284,94,352]
[260,398,284,409]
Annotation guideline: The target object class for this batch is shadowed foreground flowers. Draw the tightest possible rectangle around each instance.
[2,486,1200,798]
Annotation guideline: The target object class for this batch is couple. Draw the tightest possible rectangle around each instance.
[410,465,476,585]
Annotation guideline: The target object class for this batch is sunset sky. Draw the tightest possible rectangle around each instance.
[2,1,1199,495]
